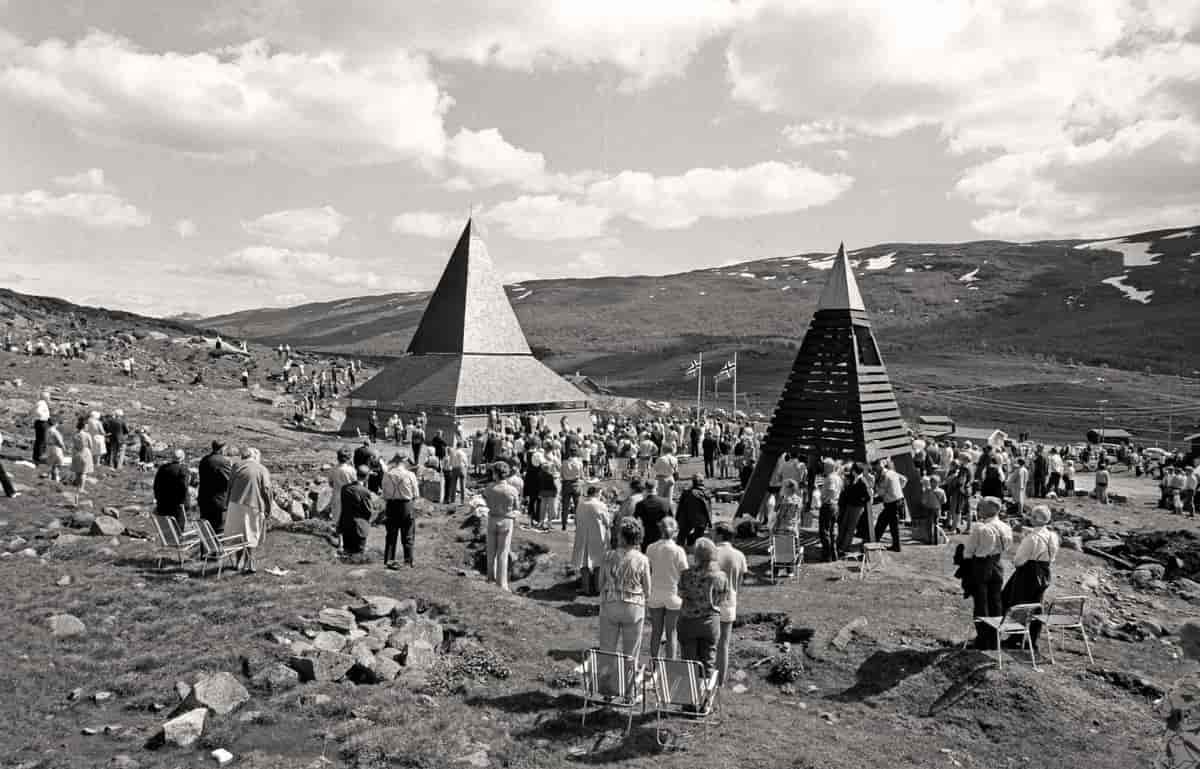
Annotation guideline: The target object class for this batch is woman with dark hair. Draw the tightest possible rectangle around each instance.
[598,517,652,661]
[980,455,1006,499]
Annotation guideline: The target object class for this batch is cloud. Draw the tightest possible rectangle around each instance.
[0,32,450,170]
[243,205,348,246]
[0,187,149,229]
[215,245,406,293]
[52,167,112,191]
[783,121,849,146]
[174,218,197,238]
[585,161,852,229]
[273,292,309,306]
[391,210,464,239]
[483,195,612,240]
[211,0,747,88]
[726,0,1200,237]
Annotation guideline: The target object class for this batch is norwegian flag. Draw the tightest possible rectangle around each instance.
[715,359,737,382]
[683,358,701,379]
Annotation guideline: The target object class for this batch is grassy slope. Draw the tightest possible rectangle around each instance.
[0,356,1186,769]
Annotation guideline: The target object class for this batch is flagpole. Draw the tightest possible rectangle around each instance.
[714,374,720,406]
[697,351,703,414]
[732,350,738,413]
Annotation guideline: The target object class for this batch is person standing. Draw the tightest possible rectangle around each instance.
[873,458,908,553]
[444,441,468,504]
[653,446,679,511]
[963,497,1013,649]
[701,431,718,479]
[381,453,418,569]
[197,441,233,534]
[677,538,731,678]
[104,410,128,469]
[837,464,872,553]
[225,447,272,574]
[0,430,20,498]
[713,522,747,686]
[818,459,843,561]
[560,449,585,529]
[153,449,190,531]
[1032,446,1049,498]
[598,517,653,662]
[1095,461,1111,504]
[646,517,688,659]
[1046,448,1064,496]
[45,416,66,482]
[483,461,520,591]
[675,475,712,547]
[328,448,356,530]
[31,391,51,464]
[1005,458,1029,516]
[635,487,671,552]
[339,465,374,560]
[1000,504,1058,652]
[572,485,611,595]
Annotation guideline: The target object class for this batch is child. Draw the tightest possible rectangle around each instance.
[1063,460,1076,495]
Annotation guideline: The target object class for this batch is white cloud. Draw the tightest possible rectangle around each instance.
[726,0,1200,237]
[585,161,852,229]
[0,187,149,229]
[174,218,197,238]
[484,195,612,240]
[0,32,450,169]
[215,245,406,293]
[243,205,348,246]
[273,292,309,306]
[783,121,849,146]
[52,167,112,191]
[212,0,748,88]
[391,211,464,239]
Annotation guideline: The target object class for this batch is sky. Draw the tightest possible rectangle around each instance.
[0,0,1198,316]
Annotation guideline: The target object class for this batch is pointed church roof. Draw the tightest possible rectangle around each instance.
[406,219,532,355]
[816,242,866,312]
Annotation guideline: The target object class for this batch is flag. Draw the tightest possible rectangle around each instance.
[683,358,701,379]
[715,359,737,382]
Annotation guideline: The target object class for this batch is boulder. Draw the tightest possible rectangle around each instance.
[404,640,438,672]
[288,650,355,683]
[1175,578,1200,603]
[149,707,206,749]
[350,644,376,669]
[289,501,307,521]
[90,516,124,537]
[251,664,300,693]
[178,672,249,716]
[48,614,86,637]
[109,754,141,769]
[71,511,96,529]
[1132,563,1166,587]
[312,631,347,653]
[54,533,83,546]
[351,596,400,621]
[318,608,357,633]
[1062,536,1084,551]
[355,636,386,653]
[350,652,402,684]
[268,505,291,527]
[831,617,868,651]
[393,598,419,617]
[211,749,235,766]
[388,617,444,651]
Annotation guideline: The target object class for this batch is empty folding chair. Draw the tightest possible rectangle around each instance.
[579,648,645,735]
[151,515,200,570]
[1042,595,1095,664]
[769,534,803,583]
[648,657,719,746]
[976,603,1044,671]
[195,519,248,579]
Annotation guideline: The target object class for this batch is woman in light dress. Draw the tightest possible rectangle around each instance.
[45,416,66,483]
[572,485,611,596]
[224,447,273,574]
[70,416,94,502]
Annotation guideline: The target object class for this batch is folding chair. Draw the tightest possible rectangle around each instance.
[860,543,887,579]
[648,657,719,746]
[769,533,803,583]
[151,515,200,570]
[1041,595,1095,664]
[976,603,1043,671]
[195,519,248,579]
[579,648,646,735]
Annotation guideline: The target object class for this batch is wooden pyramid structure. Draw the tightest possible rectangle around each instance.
[736,243,919,519]
[342,219,590,436]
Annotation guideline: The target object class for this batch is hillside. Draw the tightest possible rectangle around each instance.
[203,226,1200,374]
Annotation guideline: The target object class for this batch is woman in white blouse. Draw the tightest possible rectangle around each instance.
[1000,504,1059,651]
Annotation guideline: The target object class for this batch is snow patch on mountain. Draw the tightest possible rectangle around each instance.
[1101,274,1153,304]
[1075,237,1160,267]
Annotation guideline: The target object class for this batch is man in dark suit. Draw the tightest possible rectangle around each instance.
[197,441,233,533]
[634,489,671,551]
[153,449,191,531]
[702,431,718,479]
[675,475,713,547]
[339,465,374,560]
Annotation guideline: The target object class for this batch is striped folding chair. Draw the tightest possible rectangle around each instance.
[151,515,200,570]
[579,648,645,735]
[649,657,719,746]
[1042,595,1095,665]
[195,519,248,579]
[769,534,803,583]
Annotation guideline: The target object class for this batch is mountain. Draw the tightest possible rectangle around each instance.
[203,225,1200,371]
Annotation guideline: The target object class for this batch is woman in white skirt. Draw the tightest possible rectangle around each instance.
[224,447,273,574]
[70,416,94,503]
[45,416,66,483]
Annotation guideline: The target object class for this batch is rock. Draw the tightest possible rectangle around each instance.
[67,687,83,701]
[355,636,386,653]
[19,547,37,557]
[211,748,235,766]
[89,516,124,537]
[82,727,98,735]
[1090,537,1124,550]
[289,501,307,521]
[376,647,403,662]
[149,707,207,749]
[1140,619,1167,638]
[350,644,375,669]
[831,617,868,651]
[290,640,314,655]
[251,664,300,693]
[175,681,191,701]
[347,628,367,641]
[178,672,249,716]
[54,533,83,546]
[318,608,357,633]
[457,748,489,768]
[288,650,355,683]
[236,710,263,723]
[732,670,748,683]
[70,511,95,529]
[103,507,121,518]
[388,617,444,651]
[1175,578,1200,602]
[351,596,400,620]
[404,640,438,672]
[732,684,749,694]
[56,575,72,587]
[109,754,141,769]
[48,614,86,638]
[1063,536,1084,551]
[1132,564,1166,587]
[350,653,402,684]
[268,505,290,526]
[8,536,27,549]
[347,568,369,579]
[393,598,419,617]
[312,631,348,653]
[301,692,332,707]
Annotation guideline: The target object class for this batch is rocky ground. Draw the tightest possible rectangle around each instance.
[0,348,1193,769]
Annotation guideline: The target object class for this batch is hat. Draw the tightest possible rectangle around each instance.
[1029,505,1052,526]
[977,496,1002,518]
[211,440,225,452]
[691,473,705,487]
[822,458,837,474]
